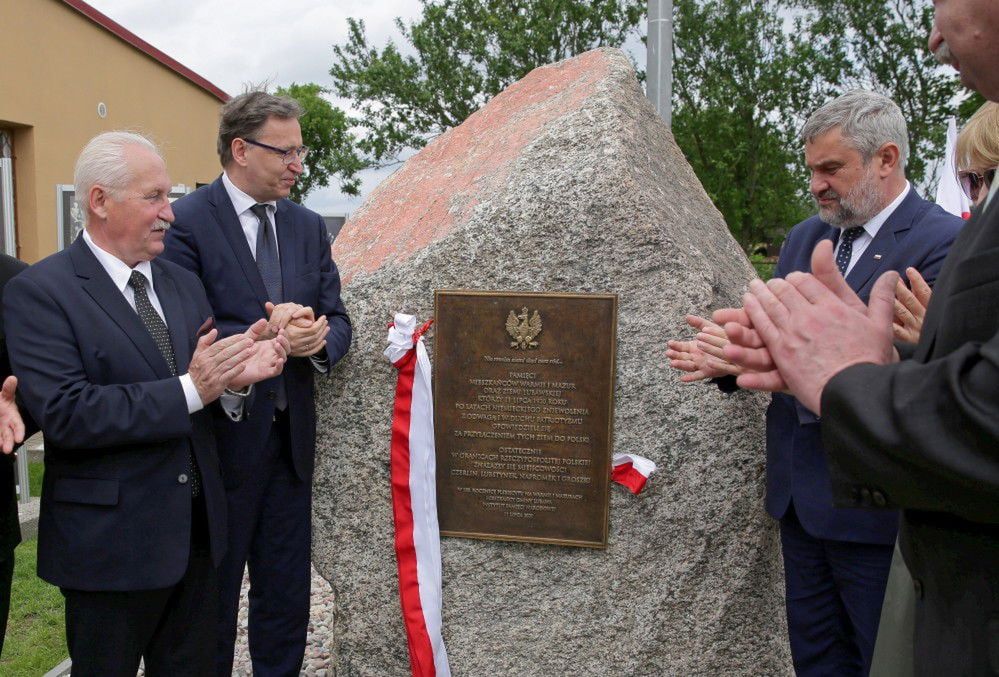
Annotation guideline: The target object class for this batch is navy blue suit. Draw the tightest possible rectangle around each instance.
[164,176,351,676]
[3,237,228,673]
[766,189,961,675]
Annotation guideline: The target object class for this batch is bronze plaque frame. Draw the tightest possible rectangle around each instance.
[433,290,618,548]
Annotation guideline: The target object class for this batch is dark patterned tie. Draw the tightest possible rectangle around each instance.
[128,270,201,497]
[251,203,282,303]
[249,204,287,410]
[836,226,865,275]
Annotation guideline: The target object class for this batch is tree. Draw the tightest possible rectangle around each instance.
[325,0,965,251]
[276,83,365,203]
[329,0,645,164]
[669,0,842,248]
[796,0,965,187]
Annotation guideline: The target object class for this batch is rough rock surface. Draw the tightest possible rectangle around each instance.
[314,47,791,675]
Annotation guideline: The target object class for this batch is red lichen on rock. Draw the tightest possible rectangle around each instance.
[332,50,611,282]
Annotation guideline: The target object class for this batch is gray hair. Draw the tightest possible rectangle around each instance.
[801,90,909,168]
[217,91,303,167]
[74,131,160,215]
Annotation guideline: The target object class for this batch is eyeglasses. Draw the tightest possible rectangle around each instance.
[959,167,997,202]
[243,138,309,165]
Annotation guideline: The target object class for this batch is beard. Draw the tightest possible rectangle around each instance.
[814,167,883,228]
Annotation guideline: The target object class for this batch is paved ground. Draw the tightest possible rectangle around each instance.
[231,566,337,676]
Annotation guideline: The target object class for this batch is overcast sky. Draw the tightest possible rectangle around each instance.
[85,0,424,215]
[85,1,645,216]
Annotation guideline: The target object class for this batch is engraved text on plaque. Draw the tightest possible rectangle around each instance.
[433,290,617,547]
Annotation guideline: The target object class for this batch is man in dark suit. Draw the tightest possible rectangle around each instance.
[3,131,289,675]
[163,91,352,676]
[669,91,962,675]
[717,4,999,671]
[0,253,33,659]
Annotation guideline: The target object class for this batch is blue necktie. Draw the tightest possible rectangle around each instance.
[836,227,864,275]
[249,204,287,410]
[251,203,282,303]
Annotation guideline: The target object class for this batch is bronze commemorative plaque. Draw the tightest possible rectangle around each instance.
[433,290,617,548]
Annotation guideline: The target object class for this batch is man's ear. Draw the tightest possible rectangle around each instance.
[875,142,901,177]
[231,138,249,167]
[89,185,111,220]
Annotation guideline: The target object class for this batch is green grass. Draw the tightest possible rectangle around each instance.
[1,539,66,676]
[27,461,42,498]
[750,253,777,281]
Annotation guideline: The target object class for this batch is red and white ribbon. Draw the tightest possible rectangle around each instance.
[611,453,657,494]
[386,314,451,677]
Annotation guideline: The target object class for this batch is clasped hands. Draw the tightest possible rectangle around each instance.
[189,318,291,404]
[262,302,330,358]
[668,240,902,415]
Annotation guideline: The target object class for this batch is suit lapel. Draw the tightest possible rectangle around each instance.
[151,261,191,371]
[845,189,919,292]
[69,239,174,379]
[209,178,270,310]
[806,226,839,274]
[275,200,297,301]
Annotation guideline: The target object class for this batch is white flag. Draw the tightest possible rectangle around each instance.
[935,117,971,219]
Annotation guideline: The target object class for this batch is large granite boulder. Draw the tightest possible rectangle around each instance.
[314,47,791,675]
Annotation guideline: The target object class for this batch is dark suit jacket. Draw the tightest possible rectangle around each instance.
[767,189,962,544]
[163,177,351,485]
[2,238,227,591]
[0,254,34,562]
[822,193,999,673]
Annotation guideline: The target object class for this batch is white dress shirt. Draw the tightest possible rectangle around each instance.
[222,171,278,258]
[82,229,204,413]
[834,181,911,276]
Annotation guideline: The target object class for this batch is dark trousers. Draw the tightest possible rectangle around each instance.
[780,504,895,676]
[0,552,12,659]
[215,415,311,677]
[62,499,217,677]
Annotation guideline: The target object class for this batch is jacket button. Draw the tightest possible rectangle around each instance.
[178,474,189,484]
[912,578,924,599]
[872,490,887,507]
[266,391,276,400]
[858,487,872,505]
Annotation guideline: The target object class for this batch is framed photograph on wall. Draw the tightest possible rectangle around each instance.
[57,184,194,250]
[169,184,191,202]
[56,184,85,250]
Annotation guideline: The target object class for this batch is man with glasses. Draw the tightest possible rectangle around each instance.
[165,92,352,676]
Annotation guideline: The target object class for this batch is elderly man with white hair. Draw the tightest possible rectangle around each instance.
[3,131,289,675]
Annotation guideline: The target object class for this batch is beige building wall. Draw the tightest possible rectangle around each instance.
[0,0,225,262]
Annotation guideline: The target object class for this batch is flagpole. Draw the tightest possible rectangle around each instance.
[646,0,673,128]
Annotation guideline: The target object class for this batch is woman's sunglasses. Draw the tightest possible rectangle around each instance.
[959,167,997,202]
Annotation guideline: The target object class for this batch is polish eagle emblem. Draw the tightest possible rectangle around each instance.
[506,307,543,350]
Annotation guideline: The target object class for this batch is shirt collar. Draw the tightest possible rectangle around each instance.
[222,172,276,216]
[858,180,910,239]
[82,228,154,293]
